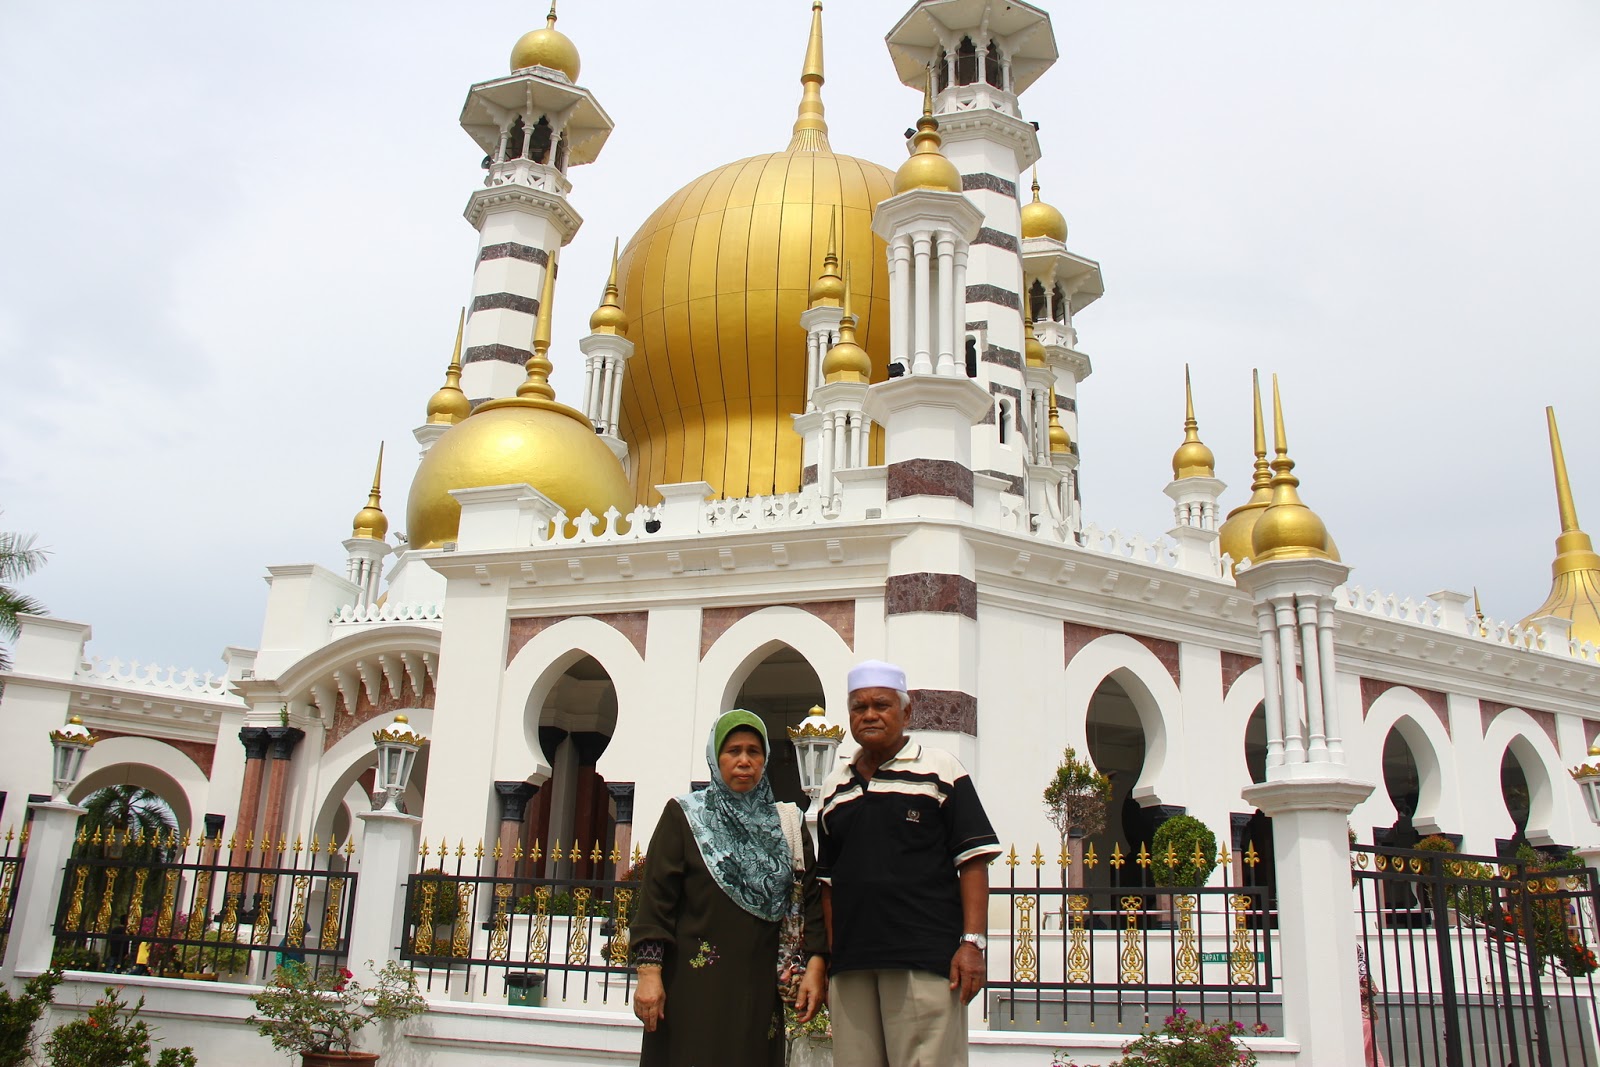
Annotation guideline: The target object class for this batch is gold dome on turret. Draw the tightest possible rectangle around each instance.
[893,79,961,195]
[588,240,627,335]
[1021,169,1068,242]
[821,265,870,383]
[426,310,471,426]
[406,259,630,549]
[1519,407,1600,644]
[1250,375,1334,563]
[350,444,388,541]
[1048,392,1071,455]
[614,2,892,503]
[1024,315,1047,368]
[511,3,581,81]
[1219,371,1276,571]
[809,212,845,308]
[1171,365,1215,479]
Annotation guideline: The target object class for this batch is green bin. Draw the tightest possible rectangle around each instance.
[506,971,545,1007]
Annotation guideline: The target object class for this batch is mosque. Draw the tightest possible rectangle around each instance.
[3,0,1598,909]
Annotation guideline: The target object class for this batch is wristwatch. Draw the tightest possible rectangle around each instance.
[961,933,987,952]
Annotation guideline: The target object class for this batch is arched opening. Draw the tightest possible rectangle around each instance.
[964,336,978,378]
[1500,746,1532,854]
[525,654,619,878]
[984,40,1004,88]
[997,400,1011,444]
[71,763,192,838]
[526,114,553,163]
[1029,280,1048,322]
[733,645,826,810]
[1084,677,1153,889]
[1379,729,1422,847]
[934,47,950,91]
[955,36,978,85]
[1239,703,1277,909]
[1051,283,1069,324]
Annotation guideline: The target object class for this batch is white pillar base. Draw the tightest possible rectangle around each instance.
[1,801,85,982]
[346,810,423,969]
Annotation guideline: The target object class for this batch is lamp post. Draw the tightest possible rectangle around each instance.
[788,705,845,843]
[1573,745,1600,875]
[48,715,97,803]
[372,714,428,812]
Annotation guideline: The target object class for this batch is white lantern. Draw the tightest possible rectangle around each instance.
[788,705,845,802]
[1575,745,1600,827]
[49,715,97,803]
[372,714,428,812]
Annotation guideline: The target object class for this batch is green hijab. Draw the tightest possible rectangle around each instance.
[675,710,791,921]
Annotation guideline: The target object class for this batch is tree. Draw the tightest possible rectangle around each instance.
[1042,746,1113,842]
[76,786,179,926]
[0,522,48,674]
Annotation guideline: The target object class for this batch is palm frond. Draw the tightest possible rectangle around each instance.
[0,530,48,583]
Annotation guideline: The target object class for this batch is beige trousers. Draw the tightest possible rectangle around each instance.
[830,969,968,1067]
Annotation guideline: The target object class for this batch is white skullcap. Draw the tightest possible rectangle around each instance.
[847,660,908,693]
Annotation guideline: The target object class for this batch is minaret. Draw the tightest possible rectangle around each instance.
[809,265,872,510]
[415,310,470,455]
[1021,315,1052,463]
[457,4,613,401]
[886,2,1058,496]
[343,445,390,609]
[1020,170,1102,457]
[1164,367,1225,574]
[1519,407,1600,646]
[1047,391,1079,535]
[801,212,846,409]
[1022,316,1065,534]
[1218,370,1275,573]
[578,239,633,465]
[1237,377,1372,1067]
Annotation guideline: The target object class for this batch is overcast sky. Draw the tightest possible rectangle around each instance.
[2,1,1597,673]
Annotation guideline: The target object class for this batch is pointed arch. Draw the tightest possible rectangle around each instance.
[71,736,208,836]
[1063,633,1181,805]
[1357,688,1458,838]
[1481,707,1577,847]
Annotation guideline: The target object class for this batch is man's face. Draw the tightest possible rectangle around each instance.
[848,686,909,755]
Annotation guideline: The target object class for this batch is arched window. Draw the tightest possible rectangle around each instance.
[934,49,949,92]
[554,134,569,171]
[527,115,554,164]
[504,117,527,163]
[955,37,978,86]
[1051,283,1069,324]
[964,336,978,378]
[1029,280,1048,323]
[997,399,1011,443]
[985,40,1004,88]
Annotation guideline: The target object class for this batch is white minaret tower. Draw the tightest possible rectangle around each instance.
[578,240,633,466]
[886,0,1057,500]
[343,445,391,609]
[1163,366,1226,574]
[457,6,613,402]
[800,214,847,410]
[808,266,873,510]
[1020,169,1102,456]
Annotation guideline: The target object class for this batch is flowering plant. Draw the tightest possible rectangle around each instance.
[1053,1008,1266,1066]
[40,985,196,1067]
[251,960,426,1055]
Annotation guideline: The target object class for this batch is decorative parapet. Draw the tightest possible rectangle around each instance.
[1333,584,1600,662]
[1076,524,1182,572]
[73,657,243,703]
[330,601,445,625]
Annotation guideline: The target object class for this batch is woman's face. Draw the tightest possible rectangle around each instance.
[718,727,766,793]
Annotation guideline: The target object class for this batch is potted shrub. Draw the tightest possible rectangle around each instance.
[180,929,253,981]
[1042,746,1112,889]
[251,960,427,1066]
[1150,815,1219,929]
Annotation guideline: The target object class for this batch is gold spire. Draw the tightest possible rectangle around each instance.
[893,70,961,195]
[1021,165,1068,242]
[516,260,559,402]
[350,444,388,541]
[1048,390,1070,455]
[788,1,831,152]
[809,210,844,308]
[1519,407,1600,644]
[1250,374,1332,563]
[1170,364,1216,479]
[426,309,471,425]
[589,239,627,335]
[510,1,581,81]
[1024,314,1047,368]
[821,263,869,383]
[1218,370,1275,571]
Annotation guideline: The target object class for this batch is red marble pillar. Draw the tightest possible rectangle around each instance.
[257,727,305,859]
[234,728,271,859]
[494,782,538,878]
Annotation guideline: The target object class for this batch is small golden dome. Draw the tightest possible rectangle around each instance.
[511,4,580,81]
[822,265,870,383]
[1519,407,1600,645]
[1048,392,1071,454]
[1024,316,1047,368]
[588,239,627,335]
[1251,375,1333,563]
[1021,170,1068,243]
[426,310,471,426]
[351,444,388,541]
[809,212,845,308]
[893,83,961,196]
[1171,365,1215,480]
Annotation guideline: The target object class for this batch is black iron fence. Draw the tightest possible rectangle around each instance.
[1353,842,1600,1067]
[987,841,1278,1036]
[399,836,639,1006]
[53,828,357,981]
[0,825,24,964]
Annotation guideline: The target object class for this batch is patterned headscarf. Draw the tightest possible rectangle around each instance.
[675,710,791,921]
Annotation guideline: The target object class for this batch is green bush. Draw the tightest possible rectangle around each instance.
[410,869,462,927]
[40,986,195,1067]
[1042,746,1112,841]
[0,968,63,1067]
[180,929,253,975]
[1415,835,1458,853]
[1150,815,1219,889]
[48,945,104,973]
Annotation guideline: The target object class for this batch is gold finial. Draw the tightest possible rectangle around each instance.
[1250,374,1332,562]
[788,1,830,152]
[515,258,558,401]
[1032,166,1041,202]
[893,68,961,195]
[1024,314,1047,368]
[425,309,470,425]
[546,0,557,27]
[809,209,844,308]
[1218,369,1276,571]
[821,263,870,383]
[350,443,388,540]
[1170,364,1215,479]
[1021,166,1068,241]
[1518,408,1600,642]
[1544,407,1600,576]
[589,238,628,335]
[1048,389,1071,455]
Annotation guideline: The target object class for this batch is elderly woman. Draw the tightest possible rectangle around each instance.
[630,710,827,1066]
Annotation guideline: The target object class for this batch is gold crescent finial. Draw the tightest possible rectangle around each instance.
[788,1,830,151]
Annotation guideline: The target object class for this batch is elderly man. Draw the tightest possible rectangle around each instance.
[816,660,1001,1067]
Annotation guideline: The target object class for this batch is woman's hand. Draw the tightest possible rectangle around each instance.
[634,968,666,1032]
[793,955,828,1024]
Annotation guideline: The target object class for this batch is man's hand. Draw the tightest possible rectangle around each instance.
[634,969,666,1031]
[949,942,986,1004]
[794,955,828,1023]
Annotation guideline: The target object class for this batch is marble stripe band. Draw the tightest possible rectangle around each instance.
[961,173,1018,198]
[477,242,550,266]
[886,573,978,619]
[886,458,974,506]
[464,343,533,365]
[908,689,979,735]
[470,292,540,315]
[966,283,1021,311]
[973,227,1020,253]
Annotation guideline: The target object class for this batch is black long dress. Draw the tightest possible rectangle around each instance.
[630,798,825,1067]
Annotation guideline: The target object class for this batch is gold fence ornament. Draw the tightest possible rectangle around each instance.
[512,841,525,863]
[322,876,347,951]
[181,829,191,851]
[436,839,448,859]
[186,868,213,939]
[413,879,437,955]
[123,867,149,936]
[1065,895,1091,983]
[609,844,623,865]
[1175,894,1200,984]
[1119,895,1145,983]
[419,836,430,859]
[1032,845,1045,869]
[1191,841,1208,870]
[1109,843,1125,870]
[493,840,504,862]
[155,869,180,939]
[489,883,512,961]
[1013,895,1038,981]
[530,839,543,863]
[284,874,312,948]
[569,887,592,967]
[632,844,644,866]
[607,887,634,966]
[1164,844,1179,870]
[590,841,603,864]
[252,873,278,946]
[219,870,243,943]
[475,840,486,861]
[1059,842,1071,870]
[93,868,118,934]
[1006,845,1019,868]
[1229,894,1256,985]
[530,885,551,963]
[1136,843,1152,870]
[1085,843,1099,870]
[0,862,18,942]
[75,826,88,847]
[91,827,103,847]
[292,835,303,856]
[1243,842,1260,869]
[309,834,321,856]
[457,840,467,859]
[64,865,89,931]
[344,838,355,857]
[451,881,475,958]
[569,841,582,863]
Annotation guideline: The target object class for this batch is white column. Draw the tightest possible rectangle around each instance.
[608,360,625,436]
[583,361,598,422]
[0,801,84,981]
[936,235,956,376]
[805,334,819,408]
[1255,602,1285,770]
[1274,598,1305,763]
[952,247,969,375]
[817,413,835,499]
[912,232,933,375]
[1298,597,1329,761]
[832,413,848,478]
[1316,599,1344,760]
[346,809,423,968]
[599,359,617,434]
[890,237,912,371]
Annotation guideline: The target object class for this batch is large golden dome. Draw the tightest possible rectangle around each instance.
[614,2,893,503]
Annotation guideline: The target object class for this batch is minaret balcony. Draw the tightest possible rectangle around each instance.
[935,82,1020,120]
[484,157,574,196]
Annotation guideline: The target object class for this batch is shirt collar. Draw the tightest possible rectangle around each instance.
[851,736,919,771]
